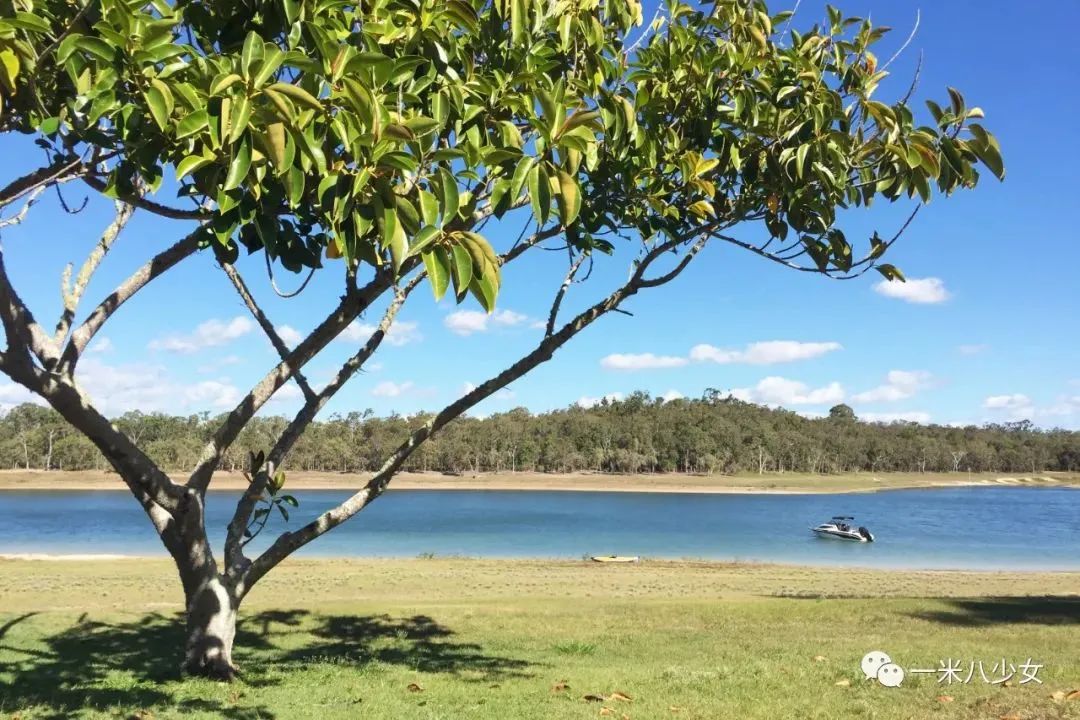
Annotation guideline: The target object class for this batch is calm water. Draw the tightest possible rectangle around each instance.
[0,487,1077,570]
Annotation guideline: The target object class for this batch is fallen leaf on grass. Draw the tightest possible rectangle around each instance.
[813,655,828,662]
[610,691,633,702]
[668,707,685,713]
[1067,690,1080,701]
[1051,691,1066,702]
[583,694,606,703]
[599,709,614,717]
[834,679,850,687]
[937,696,954,703]
[999,713,1021,720]
[406,683,424,693]
[551,681,570,693]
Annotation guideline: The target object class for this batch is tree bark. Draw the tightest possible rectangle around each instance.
[183,573,239,680]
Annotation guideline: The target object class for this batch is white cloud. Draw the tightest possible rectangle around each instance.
[873,277,950,304]
[957,344,989,356]
[729,377,845,406]
[183,380,241,409]
[661,389,685,402]
[444,309,528,336]
[576,392,624,408]
[198,355,242,373]
[983,393,1035,421]
[268,382,304,403]
[277,325,303,346]
[372,380,414,397]
[72,359,240,414]
[87,337,113,354]
[601,353,689,371]
[983,393,1032,410]
[340,320,422,347]
[689,340,841,365]
[0,381,46,411]
[861,411,932,424]
[149,316,253,354]
[852,370,932,403]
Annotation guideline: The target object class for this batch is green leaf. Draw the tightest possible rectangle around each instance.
[175,153,215,180]
[449,243,473,298]
[555,170,581,226]
[145,80,173,130]
[176,109,209,139]
[73,37,116,62]
[408,225,441,257]
[875,263,906,282]
[252,45,285,87]
[267,82,323,112]
[241,31,264,78]
[223,139,251,190]
[381,205,406,273]
[9,12,51,33]
[511,0,527,44]
[228,94,252,144]
[210,73,244,96]
[438,167,460,221]
[422,247,451,300]
[528,163,551,225]
[418,189,439,227]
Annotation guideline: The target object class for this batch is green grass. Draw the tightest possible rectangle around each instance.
[1,559,1078,719]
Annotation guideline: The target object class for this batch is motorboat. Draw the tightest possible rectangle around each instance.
[590,555,640,563]
[812,516,874,542]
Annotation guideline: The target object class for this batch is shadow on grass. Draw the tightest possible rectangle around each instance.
[909,596,1080,627]
[0,609,532,719]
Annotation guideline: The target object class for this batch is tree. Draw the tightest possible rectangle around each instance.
[0,0,1003,679]
[829,403,856,422]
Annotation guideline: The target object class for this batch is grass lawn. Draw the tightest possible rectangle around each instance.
[1,558,1078,719]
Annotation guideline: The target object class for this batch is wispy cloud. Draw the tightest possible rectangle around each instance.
[852,370,933,403]
[277,325,303,346]
[444,309,528,336]
[689,340,841,365]
[149,316,253,354]
[728,377,844,406]
[372,380,415,397]
[873,277,950,304]
[87,337,113,354]
[601,353,689,371]
[957,344,989,356]
[861,411,932,424]
[576,392,624,408]
[340,320,422,347]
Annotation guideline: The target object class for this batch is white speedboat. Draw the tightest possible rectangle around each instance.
[812,516,874,542]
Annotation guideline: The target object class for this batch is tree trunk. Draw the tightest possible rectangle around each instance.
[183,573,239,680]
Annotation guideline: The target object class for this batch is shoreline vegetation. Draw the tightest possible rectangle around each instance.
[2,558,1078,718]
[1,468,1078,494]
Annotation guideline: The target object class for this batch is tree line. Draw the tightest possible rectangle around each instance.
[3,392,1077,476]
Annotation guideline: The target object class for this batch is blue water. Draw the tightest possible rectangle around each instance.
[0,487,1077,570]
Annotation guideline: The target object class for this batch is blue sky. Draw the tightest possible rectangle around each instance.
[1,0,1077,428]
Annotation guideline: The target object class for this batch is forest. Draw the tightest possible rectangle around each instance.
[2,391,1077,476]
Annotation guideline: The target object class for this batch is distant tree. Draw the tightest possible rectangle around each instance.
[829,404,857,422]
[0,0,1003,678]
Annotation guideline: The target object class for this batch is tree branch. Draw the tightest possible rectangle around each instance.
[0,186,48,229]
[54,201,135,346]
[239,232,706,594]
[219,261,316,402]
[0,157,89,212]
[545,251,587,337]
[223,272,424,575]
[0,243,62,367]
[80,175,212,220]
[59,226,203,371]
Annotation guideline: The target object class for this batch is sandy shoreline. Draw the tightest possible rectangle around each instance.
[0,469,1075,494]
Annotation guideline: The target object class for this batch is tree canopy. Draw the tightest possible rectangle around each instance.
[0,0,1004,680]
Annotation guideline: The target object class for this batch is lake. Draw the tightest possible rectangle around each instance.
[0,487,1077,570]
